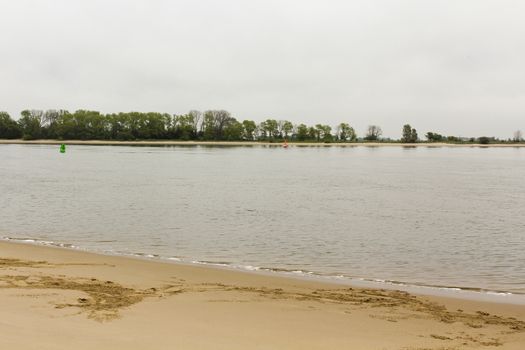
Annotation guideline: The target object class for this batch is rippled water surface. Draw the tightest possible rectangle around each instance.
[1,144,524,293]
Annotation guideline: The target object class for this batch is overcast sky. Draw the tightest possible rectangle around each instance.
[1,0,524,138]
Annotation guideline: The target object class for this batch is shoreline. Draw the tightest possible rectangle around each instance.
[3,236,524,306]
[1,139,525,147]
[2,240,525,349]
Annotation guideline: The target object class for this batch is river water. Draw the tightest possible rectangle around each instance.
[1,144,524,296]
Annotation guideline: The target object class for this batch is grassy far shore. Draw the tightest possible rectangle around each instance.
[2,139,525,147]
[1,240,525,349]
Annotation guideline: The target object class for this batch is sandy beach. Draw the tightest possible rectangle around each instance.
[1,139,524,147]
[0,241,524,349]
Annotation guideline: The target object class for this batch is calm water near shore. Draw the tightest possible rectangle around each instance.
[1,144,524,295]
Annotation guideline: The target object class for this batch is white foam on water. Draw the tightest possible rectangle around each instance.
[3,235,525,304]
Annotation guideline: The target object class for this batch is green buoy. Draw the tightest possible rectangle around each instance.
[60,144,66,153]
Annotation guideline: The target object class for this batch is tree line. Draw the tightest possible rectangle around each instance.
[0,110,523,144]
[0,109,360,142]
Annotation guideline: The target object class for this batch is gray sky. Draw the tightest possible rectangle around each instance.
[1,0,524,138]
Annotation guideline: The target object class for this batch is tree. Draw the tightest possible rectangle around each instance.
[337,123,356,141]
[144,112,169,139]
[212,110,232,140]
[282,121,294,139]
[426,132,443,142]
[402,124,412,142]
[202,110,232,140]
[308,126,317,140]
[402,124,418,143]
[364,125,382,141]
[174,114,195,140]
[53,110,108,140]
[296,124,309,141]
[410,128,418,143]
[314,124,332,142]
[261,119,278,140]
[202,112,215,140]
[0,112,21,139]
[514,130,523,142]
[223,118,243,140]
[108,113,133,140]
[241,120,257,140]
[314,124,323,141]
[43,109,68,138]
[478,136,492,145]
[255,122,266,140]
[322,125,333,142]
[18,110,45,139]
[187,110,202,138]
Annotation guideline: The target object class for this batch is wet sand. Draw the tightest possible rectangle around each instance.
[1,139,524,147]
[1,240,525,349]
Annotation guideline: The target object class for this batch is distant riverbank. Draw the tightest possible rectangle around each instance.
[1,139,524,147]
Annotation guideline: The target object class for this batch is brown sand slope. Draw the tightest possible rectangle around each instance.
[1,241,524,349]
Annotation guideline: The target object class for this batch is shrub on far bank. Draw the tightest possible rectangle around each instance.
[478,137,492,145]
[0,112,22,139]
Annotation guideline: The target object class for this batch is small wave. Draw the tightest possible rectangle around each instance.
[486,291,513,296]
[233,265,259,271]
[2,236,523,301]
[167,257,182,262]
[2,236,81,250]
[190,260,231,267]
[130,252,160,258]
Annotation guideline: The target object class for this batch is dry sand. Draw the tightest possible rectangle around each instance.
[1,139,524,147]
[1,240,525,349]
